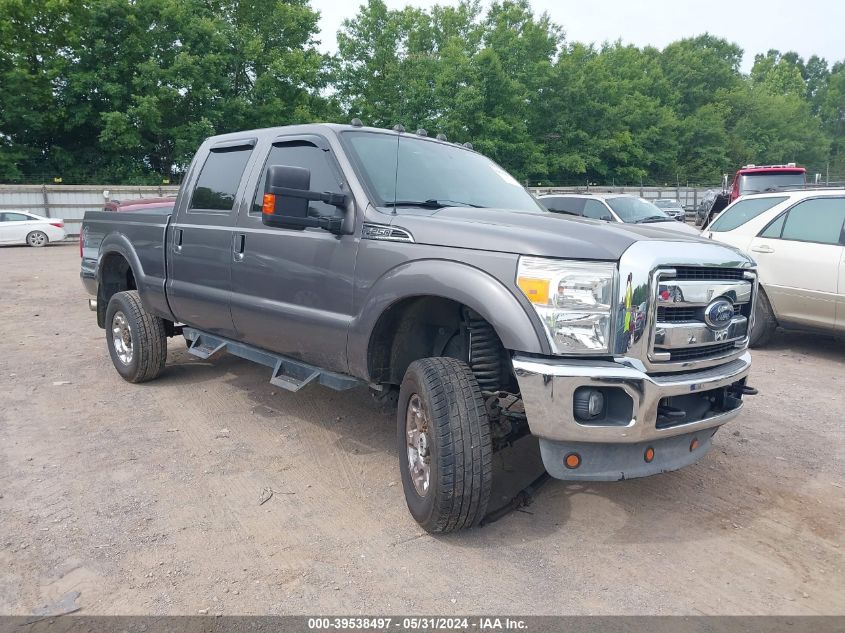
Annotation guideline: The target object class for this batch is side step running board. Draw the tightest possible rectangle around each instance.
[183,327,360,392]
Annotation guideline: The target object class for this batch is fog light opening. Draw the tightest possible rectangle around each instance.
[574,387,605,421]
[644,447,655,463]
[690,437,699,452]
[564,453,581,469]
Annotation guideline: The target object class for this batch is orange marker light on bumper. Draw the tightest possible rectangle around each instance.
[262,193,276,215]
[690,438,699,451]
[564,453,581,469]
[644,447,655,463]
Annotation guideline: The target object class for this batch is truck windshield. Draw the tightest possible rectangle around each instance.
[606,197,670,223]
[739,173,804,195]
[342,131,544,212]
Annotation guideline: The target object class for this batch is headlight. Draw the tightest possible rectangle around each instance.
[516,257,616,354]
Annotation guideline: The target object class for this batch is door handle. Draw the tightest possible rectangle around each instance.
[233,233,245,262]
[751,244,774,254]
[174,228,183,253]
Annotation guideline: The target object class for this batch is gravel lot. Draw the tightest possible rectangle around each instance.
[1,243,843,616]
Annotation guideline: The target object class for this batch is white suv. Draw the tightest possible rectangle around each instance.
[702,189,845,345]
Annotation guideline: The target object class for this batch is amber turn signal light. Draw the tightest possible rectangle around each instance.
[644,447,655,463]
[262,193,276,215]
[690,438,699,451]
[564,453,581,469]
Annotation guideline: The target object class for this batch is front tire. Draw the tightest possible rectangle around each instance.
[105,290,167,383]
[750,288,777,348]
[26,231,48,247]
[397,357,493,533]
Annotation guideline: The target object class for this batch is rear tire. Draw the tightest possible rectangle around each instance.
[397,357,493,533]
[105,290,167,383]
[750,288,776,348]
[26,231,48,247]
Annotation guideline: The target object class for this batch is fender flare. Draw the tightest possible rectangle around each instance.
[95,233,173,324]
[97,232,145,289]
[347,259,550,381]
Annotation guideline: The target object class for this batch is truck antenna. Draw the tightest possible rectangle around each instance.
[391,124,404,215]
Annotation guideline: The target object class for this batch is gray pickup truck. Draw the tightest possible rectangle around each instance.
[81,123,758,533]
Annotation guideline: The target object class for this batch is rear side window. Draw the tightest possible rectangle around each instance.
[709,196,787,232]
[250,141,342,217]
[777,198,845,245]
[541,196,585,215]
[190,146,253,211]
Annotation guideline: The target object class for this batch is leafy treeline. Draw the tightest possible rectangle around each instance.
[1,0,843,185]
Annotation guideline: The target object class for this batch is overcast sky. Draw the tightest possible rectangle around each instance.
[310,0,845,72]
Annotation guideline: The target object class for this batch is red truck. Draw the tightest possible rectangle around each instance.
[702,164,806,226]
[727,164,806,202]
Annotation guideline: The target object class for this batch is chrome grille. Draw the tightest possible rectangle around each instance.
[651,268,754,365]
[672,267,746,281]
[663,342,738,362]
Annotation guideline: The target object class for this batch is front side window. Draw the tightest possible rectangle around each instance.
[2,213,29,222]
[778,198,845,245]
[190,146,253,211]
[583,200,611,220]
[251,141,341,217]
[709,196,788,232]
[342,131,544,213]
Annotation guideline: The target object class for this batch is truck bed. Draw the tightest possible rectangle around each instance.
[80,210,174,323]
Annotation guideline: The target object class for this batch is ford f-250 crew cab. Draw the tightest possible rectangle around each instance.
[81,123,758,533]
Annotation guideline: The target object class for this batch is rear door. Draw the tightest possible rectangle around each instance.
[748,196,845,331]
[0,212,33,243]
[229,134,358,372]
[166,139,257,337]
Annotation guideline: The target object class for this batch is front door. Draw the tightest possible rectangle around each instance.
[166,139,257,337]
[0,212,33,243]
[749,196,845,331]
[229,136,358,373]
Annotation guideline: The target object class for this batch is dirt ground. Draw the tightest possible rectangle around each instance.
[0,243,843,616]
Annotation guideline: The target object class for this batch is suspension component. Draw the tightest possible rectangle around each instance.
[463,308,504,392]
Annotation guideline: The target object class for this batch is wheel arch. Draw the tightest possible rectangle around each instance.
[96,239,143,328]
[348,260,548,383]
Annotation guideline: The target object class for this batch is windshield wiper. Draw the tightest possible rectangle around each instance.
[383,199,485,209]
[634,215,670,223]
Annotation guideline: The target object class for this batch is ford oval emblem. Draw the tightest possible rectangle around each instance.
[704,298,734,330]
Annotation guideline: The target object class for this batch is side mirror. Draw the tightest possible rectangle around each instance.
[262,164,349,233]
[601,214,613,222]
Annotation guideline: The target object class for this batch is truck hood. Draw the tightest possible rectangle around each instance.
[388,207,712,260]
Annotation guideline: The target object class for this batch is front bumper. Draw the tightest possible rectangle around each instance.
[513,352,751,445]
[513,352,751,480]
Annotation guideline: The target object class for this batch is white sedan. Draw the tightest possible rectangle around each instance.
[0,211,67,246]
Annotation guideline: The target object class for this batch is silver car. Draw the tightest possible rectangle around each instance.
[653,198,687,222]
[538,193,700,236]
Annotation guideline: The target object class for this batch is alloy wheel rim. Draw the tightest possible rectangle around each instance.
[111,311,133,365]
[405,393,431,496]
[29,232,46,246]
